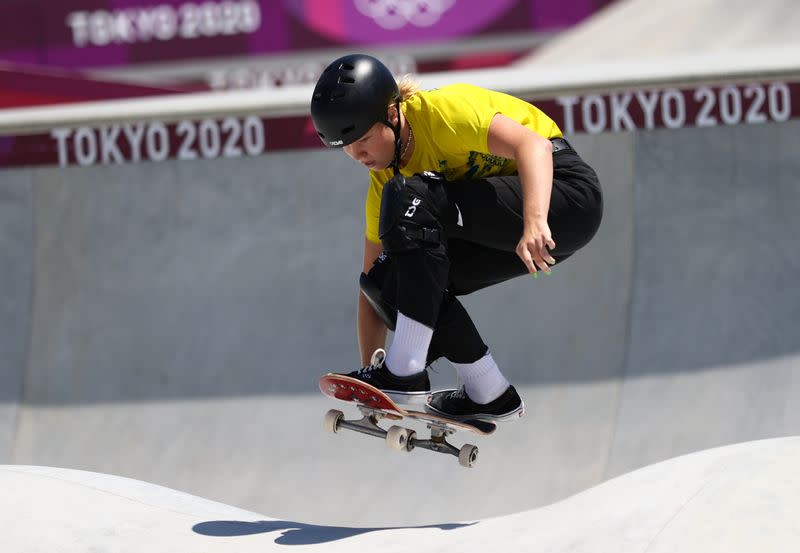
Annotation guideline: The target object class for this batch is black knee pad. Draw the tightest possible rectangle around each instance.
[359,270,397,330]
[378,172,447,253]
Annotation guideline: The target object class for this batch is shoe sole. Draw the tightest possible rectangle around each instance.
[385,390,430,407]
[425,400,526,423]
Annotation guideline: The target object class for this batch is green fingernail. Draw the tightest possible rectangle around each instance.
[533,272,539,279]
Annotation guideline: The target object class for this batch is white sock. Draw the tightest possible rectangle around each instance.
[385,312,433,377]
[452,353,509,404]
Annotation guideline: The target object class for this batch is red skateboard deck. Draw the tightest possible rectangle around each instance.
[319,373,399,411]
[319,373,496,435]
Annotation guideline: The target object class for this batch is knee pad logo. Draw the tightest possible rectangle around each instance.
[404,197,421,218]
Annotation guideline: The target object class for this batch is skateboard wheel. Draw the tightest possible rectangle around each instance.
[458,444,479,468]
[324,409,344,434]
[386,426,416,452]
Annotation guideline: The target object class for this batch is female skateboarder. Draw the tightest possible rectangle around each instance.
[311,54,602,421]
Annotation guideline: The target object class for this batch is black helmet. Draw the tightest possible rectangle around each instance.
[310,54,400,148]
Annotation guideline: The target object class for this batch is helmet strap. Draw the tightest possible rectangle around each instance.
[389,100,402,176]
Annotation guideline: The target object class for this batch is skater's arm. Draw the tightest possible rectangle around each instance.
[487,113,557,274]
[357,238,387,365]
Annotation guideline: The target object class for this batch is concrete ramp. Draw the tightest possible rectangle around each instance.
[3,437,799,552]
[515,0,800,64]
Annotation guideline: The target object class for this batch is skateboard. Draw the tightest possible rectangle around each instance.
[319,373,496,468]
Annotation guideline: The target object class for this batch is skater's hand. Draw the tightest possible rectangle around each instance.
[516,219,556,275]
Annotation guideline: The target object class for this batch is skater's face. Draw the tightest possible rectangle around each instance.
[342,107,398,171]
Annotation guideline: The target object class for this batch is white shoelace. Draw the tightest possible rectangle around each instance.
[449,387,467,400]
[357,348,386,375]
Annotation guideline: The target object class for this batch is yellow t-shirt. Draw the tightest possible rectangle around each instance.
[365,83,562,243]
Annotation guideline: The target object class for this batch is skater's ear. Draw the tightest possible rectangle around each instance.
[387,104,399,126]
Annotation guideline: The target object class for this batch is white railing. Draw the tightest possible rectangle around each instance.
[1,45,799,135]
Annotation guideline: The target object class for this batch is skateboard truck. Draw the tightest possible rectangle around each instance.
[405,421,480,468]
[324,407,481,468]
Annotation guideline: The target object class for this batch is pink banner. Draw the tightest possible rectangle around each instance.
[0,0,611,69]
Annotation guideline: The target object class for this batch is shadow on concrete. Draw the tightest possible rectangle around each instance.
[192,519,475,546]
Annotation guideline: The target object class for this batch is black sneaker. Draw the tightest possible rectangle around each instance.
[339,349,430,406]
[426,385,525,422]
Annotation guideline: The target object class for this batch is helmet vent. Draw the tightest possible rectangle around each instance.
[339,62,355,70]
[341,125,355,135]
[331,89,346,100]
[338,76,355,84]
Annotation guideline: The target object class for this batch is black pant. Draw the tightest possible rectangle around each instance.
[367,147,603,365]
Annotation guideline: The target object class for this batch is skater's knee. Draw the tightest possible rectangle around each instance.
[378,173,445,253]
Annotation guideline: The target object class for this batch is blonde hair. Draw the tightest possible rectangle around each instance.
[397,74,421,101]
